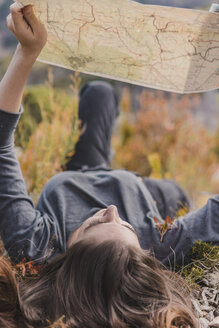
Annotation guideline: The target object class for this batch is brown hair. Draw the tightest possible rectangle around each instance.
[0,240,199,328]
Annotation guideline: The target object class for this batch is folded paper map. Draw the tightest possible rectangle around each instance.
[15,0,219,93]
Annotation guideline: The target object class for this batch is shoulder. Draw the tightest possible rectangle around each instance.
[39,171,85,193]
[38,169,142,199]
[108,169,142,183]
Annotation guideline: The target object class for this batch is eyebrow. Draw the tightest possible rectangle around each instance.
[84,221,139,240]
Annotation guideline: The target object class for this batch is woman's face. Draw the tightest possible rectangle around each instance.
[68,205,140,248]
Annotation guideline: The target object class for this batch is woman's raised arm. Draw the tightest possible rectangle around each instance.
[0,3,47,113]
[0,5,64,263]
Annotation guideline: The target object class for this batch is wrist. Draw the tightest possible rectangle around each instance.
[16,43,41,62]
[0,44,37,114]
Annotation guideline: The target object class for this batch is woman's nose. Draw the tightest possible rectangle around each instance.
[104,205,120,223]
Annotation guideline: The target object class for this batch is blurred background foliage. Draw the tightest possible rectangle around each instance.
[15,71,80,203]
[112,89,219,204]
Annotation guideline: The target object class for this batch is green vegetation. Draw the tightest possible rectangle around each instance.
[179,241,219,286]
[15,72,80,203]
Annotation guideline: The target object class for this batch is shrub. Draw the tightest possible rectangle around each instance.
[113,89,217,200]
[16,74,80,203]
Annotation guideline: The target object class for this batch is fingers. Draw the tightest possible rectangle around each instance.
[22,5,38,31]
[6,2,47,54]
[8,3,36,35]
[9,3,25,31]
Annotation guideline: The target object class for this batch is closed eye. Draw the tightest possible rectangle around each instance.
[84,220,139,240]
[121,223,139,240]
[84,219,104,231]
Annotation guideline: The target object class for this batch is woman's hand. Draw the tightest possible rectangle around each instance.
[7,3,47,57]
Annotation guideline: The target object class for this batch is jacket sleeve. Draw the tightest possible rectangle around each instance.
[153,196,219,266]
[0,108,63,263]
